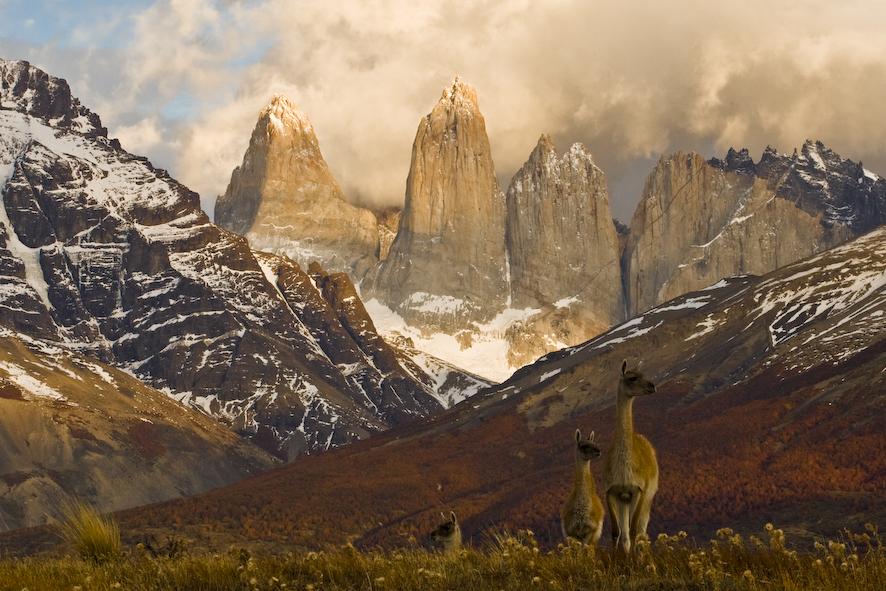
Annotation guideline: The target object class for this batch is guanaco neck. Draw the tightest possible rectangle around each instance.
[613,388,635,449]
[573,453,595,493]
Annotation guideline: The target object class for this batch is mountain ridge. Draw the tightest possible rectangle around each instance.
[0,59,488,466]
[213,79,886,381]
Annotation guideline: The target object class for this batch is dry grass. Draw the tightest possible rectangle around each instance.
[57,501,121,564]
[0,524,882,590]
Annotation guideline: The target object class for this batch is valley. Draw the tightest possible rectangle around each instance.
[0,56,883,559]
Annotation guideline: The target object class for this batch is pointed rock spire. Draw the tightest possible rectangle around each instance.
[372,78,508,326]
[214,94,379,277]
[505,136,622,351]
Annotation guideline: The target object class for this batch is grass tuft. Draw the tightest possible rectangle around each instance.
[56,500,121,564]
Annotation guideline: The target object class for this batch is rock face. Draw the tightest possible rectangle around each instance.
[624,143,886,316]
[211,77,886,382]
[375,207,401,261]
[373,78,509,328]
[0,60,484,464]
[503,136,623,364]
[0,331,275,533]
[259,253,451,425]
[0,60,106,138]
[215,95,379,277]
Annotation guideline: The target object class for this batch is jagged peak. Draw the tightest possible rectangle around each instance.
[723,147,755,174]
[263,93,298,114]
[510,137,604,197]
[529,134,597,163]
[566,141,595,162]
[657,150,707,169]
[0,58,105,137]
[527,133,557,163]
[259,93,314,136]
[436,76,480,114]
[798,138,835,167]
[535,133,556,151]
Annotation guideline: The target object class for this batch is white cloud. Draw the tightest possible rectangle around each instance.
[9,0,886,220]
[114,117,168,155]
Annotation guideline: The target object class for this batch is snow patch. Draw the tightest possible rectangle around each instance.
[539,368,562,383]
[652,296,710,312]
[702,279,731,291]
[553,295,580,309]
[404,292,466,315]
[0,137,52,310]
[0,360,66,401]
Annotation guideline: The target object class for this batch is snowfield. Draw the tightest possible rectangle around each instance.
[363,297,545,382]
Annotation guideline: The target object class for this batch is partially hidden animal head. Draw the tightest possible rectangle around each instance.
[619,360,656,397]
[430,511,462,552]
[574,429,602,460]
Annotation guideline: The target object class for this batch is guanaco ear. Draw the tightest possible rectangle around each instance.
[440,512,446,521]
[450,511,457,524]
[621,360,627,375]
[587,430,595,442]
[575,428,581,443]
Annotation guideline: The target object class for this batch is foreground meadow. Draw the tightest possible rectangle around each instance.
[1,524,883,591]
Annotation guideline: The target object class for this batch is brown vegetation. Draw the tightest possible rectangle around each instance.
[1,525,884,591]
[81,349,882,555]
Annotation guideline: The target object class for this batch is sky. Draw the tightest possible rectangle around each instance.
[2,1,886,220]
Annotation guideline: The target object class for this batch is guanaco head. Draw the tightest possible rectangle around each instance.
[430,511,462,553]
[574,429,602,461]
[619,360,656,397]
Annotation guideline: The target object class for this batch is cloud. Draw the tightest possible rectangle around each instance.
[6,0,886,220]
[114,116,169,155]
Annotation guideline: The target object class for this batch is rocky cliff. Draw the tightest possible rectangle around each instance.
[375,207,401,261]
[624,142,886,316]
[503,136,623,365]
[215,95,379,277]
[372,78,509,328]
[0,59,484,464]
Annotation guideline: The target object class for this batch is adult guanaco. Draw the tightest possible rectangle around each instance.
[603,360,658,553]
[561,429,604,545]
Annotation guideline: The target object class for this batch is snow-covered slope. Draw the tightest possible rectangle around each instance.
[0,59,485,461]
[503,224,886,417]
[364,297,545,382]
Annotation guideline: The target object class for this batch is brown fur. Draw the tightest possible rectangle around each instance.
[561,429,604,545]
[603,361,659,553]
